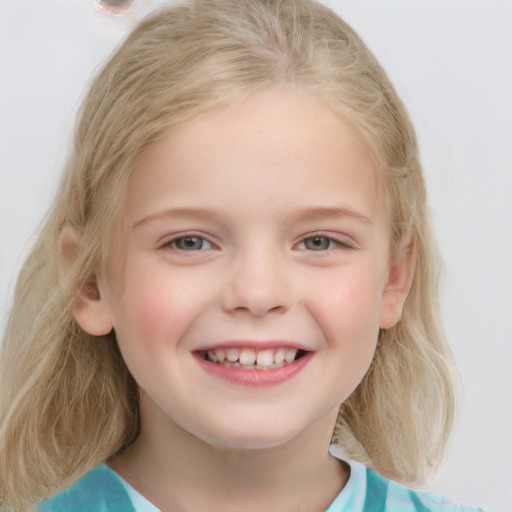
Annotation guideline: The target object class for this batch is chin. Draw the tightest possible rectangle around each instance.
[211,437,296,452]
[197,422,304,452]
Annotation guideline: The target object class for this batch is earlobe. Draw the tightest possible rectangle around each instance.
[59,226,113,336]
[73,278,114,336]
[379,240,416,330]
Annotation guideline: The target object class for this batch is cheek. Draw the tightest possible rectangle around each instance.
[112,263,212,350]
[109,265,178,347]
[132,291,173,341]
[109,295,172,369]
[306,268,383,346]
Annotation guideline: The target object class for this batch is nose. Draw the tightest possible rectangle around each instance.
[221,247,293,317]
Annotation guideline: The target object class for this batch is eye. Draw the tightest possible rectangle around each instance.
[296,235,351,251]
[164,235,213,251]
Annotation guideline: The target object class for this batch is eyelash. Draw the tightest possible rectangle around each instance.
[161,234,214,251]
[160,233,354,252]
[295,235,354,252]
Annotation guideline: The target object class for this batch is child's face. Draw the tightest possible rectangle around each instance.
[82,89,410,450]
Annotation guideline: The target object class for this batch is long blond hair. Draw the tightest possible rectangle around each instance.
[0,0,458,510]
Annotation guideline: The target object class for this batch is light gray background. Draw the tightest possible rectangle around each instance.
[0,1,510,511]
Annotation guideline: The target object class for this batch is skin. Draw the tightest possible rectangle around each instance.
[69,88,413,512]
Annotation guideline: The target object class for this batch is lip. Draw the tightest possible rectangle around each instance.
[193,344,314,387]
[195,340,311,352]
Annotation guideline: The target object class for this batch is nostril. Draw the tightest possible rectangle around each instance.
[231,303,288,317]
[221,255,293,317]
[268,304,287,314]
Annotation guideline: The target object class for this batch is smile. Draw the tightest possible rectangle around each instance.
[194,344,313,386]
[199,347,307,370]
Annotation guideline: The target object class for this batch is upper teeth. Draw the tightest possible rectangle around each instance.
[205,348,299,369]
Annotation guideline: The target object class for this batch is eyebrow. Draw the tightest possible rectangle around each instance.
[280,206,373,225]
[132,205,373,229]
[132,207,230,229]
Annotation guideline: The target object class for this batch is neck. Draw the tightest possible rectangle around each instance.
[109,394,348,512]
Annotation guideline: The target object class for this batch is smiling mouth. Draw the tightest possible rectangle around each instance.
[198,347,308,370]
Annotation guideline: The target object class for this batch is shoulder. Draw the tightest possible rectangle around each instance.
[37,465,136,512]
[328,445,484,512]
[365,468,485,512]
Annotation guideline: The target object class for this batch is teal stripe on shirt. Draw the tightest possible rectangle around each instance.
[362,469,389,512]
[37,466,135,512]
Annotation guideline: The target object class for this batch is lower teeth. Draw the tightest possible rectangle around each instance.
[224,361,284,369]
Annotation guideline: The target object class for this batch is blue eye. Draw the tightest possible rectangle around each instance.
[166,236,213,251]
[297,236,349,251]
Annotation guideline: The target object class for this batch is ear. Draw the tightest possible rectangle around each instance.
[59,226,113,336]
[379,240,416,330]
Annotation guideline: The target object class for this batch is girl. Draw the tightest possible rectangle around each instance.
[0,0,484,511]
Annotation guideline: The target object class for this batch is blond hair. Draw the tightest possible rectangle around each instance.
[0,0,458,510]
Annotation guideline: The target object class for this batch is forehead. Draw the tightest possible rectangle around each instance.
[125,89,384,227]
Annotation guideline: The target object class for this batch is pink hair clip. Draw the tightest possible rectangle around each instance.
[96,0,134,15]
